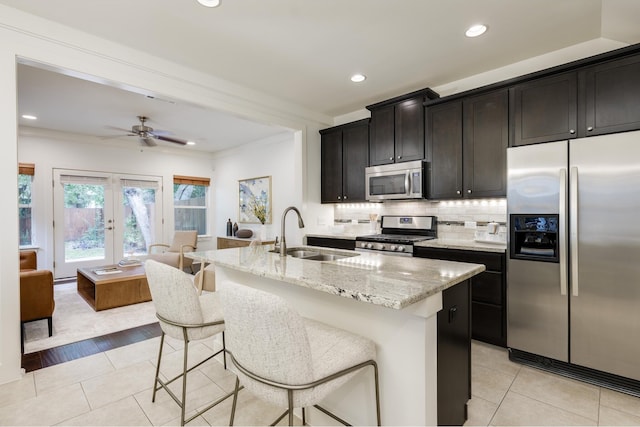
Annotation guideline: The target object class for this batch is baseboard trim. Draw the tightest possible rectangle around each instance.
[509,348,640,398]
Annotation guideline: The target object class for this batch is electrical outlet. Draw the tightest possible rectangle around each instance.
[464,221,477,229]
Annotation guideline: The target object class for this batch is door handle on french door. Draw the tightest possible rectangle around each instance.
[559,168,567,296]
[570,166,579,296]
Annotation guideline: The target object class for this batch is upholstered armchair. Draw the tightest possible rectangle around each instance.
[147,230,198,273]
[20,250,37,271]
[193,263,216,295]
[19,250,55,353]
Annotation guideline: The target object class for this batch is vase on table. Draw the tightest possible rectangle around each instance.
[260,224,267,241]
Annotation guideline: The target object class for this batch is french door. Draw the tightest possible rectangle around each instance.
[53,169,162,278]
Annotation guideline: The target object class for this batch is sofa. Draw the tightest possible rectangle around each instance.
[19,250,55,353]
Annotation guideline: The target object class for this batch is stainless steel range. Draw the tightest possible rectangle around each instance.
[356,215,437,256]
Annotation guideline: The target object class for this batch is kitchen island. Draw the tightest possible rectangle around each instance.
[188,245,485,426]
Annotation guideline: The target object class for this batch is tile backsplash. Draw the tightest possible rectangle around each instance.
[333,198,507,240]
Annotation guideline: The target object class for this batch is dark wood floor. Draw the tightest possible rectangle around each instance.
[21,322,162,373]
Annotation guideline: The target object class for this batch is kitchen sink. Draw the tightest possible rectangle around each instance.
[269,247,359,261]
[302,254,348,261]
[286,249,321,258]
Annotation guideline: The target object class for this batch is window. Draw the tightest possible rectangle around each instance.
[173,175,210,235]
[18,163,35,246]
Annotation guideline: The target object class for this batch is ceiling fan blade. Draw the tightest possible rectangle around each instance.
[105,125,135,133]
[98,134,132,140]
[140,136,157,147]
[153,134,188,145]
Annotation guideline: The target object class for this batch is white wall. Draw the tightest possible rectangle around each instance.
[211,132,303,244]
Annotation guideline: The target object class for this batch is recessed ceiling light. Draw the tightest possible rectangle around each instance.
[465,24,487,38]
[197,0,220,7]
[186,141,196,145]
[351,74,366,83]
[22,114,37,120]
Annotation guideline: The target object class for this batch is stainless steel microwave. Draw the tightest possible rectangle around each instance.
[365,160,427,201]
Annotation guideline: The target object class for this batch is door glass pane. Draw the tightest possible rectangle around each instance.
[122,184,157,256]
[63,183,105,261]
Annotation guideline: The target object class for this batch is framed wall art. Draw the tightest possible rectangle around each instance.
[238,175,272,224]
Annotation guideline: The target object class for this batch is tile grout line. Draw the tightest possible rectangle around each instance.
[487,363,522,426]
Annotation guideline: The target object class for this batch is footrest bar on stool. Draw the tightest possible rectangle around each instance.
[313,404,352,426]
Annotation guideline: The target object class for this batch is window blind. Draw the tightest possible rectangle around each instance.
[173,175,210,186]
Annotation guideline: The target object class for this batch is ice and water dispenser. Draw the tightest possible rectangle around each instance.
[510,215,559,262]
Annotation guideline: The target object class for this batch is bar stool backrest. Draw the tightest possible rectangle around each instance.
[145,259,204,340]
[221,282,314,387]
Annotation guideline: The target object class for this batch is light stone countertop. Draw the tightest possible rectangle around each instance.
[415,238,507,253]
[187,245,485,310]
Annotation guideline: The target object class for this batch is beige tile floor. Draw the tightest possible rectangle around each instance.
[2,337,640,426]
[0,336,298,426]
[466,341,640,426]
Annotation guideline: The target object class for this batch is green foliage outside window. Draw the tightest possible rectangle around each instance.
[18,174,32,246]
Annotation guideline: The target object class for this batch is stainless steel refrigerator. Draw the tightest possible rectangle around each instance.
[507,130,640,383]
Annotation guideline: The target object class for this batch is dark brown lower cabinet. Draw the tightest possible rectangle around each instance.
[305,236,355,250]
[437,280,471,426]
[414,246,507,347]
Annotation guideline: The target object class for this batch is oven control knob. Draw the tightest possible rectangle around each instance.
[366,243,373,249]
[390,245,397,251]
[360,242,367,248]
[397,246,405,252]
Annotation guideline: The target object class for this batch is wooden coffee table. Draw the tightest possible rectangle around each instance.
[77,264,151,311]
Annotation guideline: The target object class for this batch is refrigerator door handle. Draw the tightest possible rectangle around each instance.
[559,168,567,296]
[570,166,579,296]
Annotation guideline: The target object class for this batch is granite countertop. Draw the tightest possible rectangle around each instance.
[415,238,507,253]
[187,245,485,310]
[218,235,275,242]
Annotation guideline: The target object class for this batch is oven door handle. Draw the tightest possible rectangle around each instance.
[405,171,411,196]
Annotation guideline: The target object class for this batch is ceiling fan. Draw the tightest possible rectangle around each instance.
[106,116,188,146]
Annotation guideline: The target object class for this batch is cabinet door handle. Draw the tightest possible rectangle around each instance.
[569,129,575,134]
[343,195,348,200]
[587,126,593,132]
[337,196,341,200]
[389,157,394,161]
[448,306,458,323]
[397,155,402,159]
[467,189,472,194]
[456,190,461,195]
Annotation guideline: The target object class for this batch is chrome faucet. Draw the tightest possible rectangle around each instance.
[280,206,305,256]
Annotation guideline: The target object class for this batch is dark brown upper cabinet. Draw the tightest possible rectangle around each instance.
[426,89,508,200]
[510,72,578,147]
[425,100,463,199]
[579,54,640,137]
[320,119,369,204]
[510,52,640,146]
[367,88,439,166]
[463,90,509,198]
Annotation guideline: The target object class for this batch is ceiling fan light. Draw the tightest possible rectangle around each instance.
[350,74,366,83]
[187,141,196,145]
[197,0,221,7]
